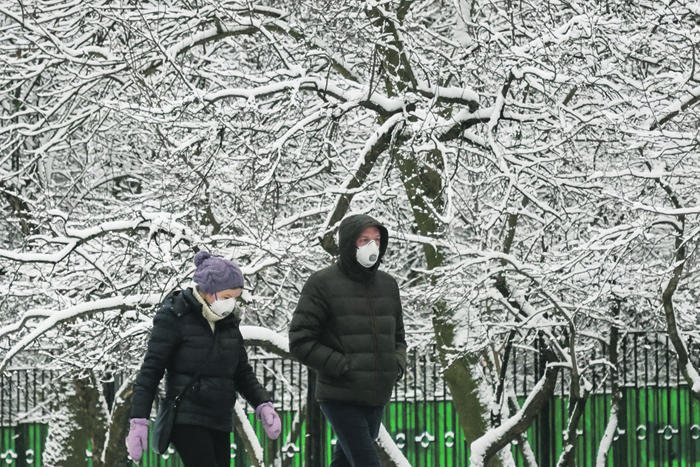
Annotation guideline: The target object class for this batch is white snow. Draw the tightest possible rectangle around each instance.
[470,366,553,467]
[240,326,290,353]
[596,402,618,467]
[685,362,700,393]
[376,424,412,467]
[4,1,700,464]
[0,294,163,370]
[233,403,264,463]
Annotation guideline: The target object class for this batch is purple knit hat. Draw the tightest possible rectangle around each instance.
[192,251,244,294]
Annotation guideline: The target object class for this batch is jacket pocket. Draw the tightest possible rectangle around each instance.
[337,352,350,378]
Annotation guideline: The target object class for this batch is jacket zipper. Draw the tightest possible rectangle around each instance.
[365,283,381,404]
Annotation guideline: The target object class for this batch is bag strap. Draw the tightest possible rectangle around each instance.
[174,330,220,402]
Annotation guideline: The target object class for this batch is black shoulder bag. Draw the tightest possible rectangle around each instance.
[152,331,220,455]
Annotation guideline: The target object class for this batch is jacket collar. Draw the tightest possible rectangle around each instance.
[177,288,241,325]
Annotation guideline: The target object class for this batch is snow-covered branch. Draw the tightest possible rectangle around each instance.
[470,363,560,467]
[240,325,291,359]
[0,294,162,371]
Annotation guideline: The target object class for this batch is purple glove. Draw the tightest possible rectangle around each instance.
[255,402,281,440]
[126,418,149,462]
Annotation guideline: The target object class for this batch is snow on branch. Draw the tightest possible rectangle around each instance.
[470,363,560,467]
[233,403,264,466]
[240,325,292,359]
[205,76,403,114]
[590,167,700,180]
[582,222,645,251]
[321,113,405,236]
[511,14,590,56]
[376,424,412,467]
[271,107,327,151]
[0,213,198,264]
[632,202,700,216]
[0,242,78,264]
[649,85,700,130]
[166,21,260,61]
[241,257,281,275]
[273,206,332,230]
[0,294,163,371]
[416,81,479,108]
[227,8,367,85]
[0,6,119,66]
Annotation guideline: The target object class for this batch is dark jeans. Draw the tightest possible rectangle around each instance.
[319,401,384,467]
[170,424,230,467]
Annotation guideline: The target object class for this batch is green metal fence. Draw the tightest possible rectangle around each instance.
[514,387,700,467]
[2,332,699,466]
[0,423,46,466]
[3,389,700,466]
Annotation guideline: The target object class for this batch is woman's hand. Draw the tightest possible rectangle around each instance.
[126,418,150,463]
[255,402,282,439]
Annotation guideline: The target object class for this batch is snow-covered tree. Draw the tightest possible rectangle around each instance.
[2,0,699,466]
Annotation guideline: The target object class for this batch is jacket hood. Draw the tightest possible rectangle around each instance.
[337,214,388,282]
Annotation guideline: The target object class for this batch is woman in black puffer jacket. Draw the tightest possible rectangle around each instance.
[126,251,281,467]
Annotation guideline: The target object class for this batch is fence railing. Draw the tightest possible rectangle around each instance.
[1,332,699,466]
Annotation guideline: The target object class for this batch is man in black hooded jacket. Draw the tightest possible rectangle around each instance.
[289,214,407,467]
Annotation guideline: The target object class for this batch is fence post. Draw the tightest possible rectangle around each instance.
[537,335,552,467]
[15,424,26,466]
[305,370,323,466]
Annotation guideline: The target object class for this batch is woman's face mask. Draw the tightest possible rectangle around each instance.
[356,240,380,268]
[210,294,237,317]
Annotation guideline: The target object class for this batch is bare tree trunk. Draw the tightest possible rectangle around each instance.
[556,330,589,467]
[73,375,108,467]
[395,147,503,467]
[507,395,538,467]
[433,303,494,452]
[44,383,81,467]
[305,371,323,467]
[471,362,559,467]
[555,392,589,467]
[45,375,108,467]
[103,382,132,467]
[651,168,700,400]
[596,399,621,467]
[596,300,622,467]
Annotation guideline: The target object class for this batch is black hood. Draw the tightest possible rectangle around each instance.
[337,214,389,282]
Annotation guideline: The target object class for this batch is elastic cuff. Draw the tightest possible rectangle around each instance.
[131,418,150,427]
[255,401,273,420]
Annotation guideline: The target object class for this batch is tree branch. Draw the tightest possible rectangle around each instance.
[470,361,559,466]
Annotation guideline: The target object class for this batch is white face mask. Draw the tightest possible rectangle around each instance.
[210,295,236,317]
[356,240,380,268]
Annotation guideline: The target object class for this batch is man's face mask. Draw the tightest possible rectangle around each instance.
[356,240,380,268]
[211,294,236,317]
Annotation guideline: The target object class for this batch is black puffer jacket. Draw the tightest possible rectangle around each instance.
[130,288,269,431]
[289,214,407,406]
